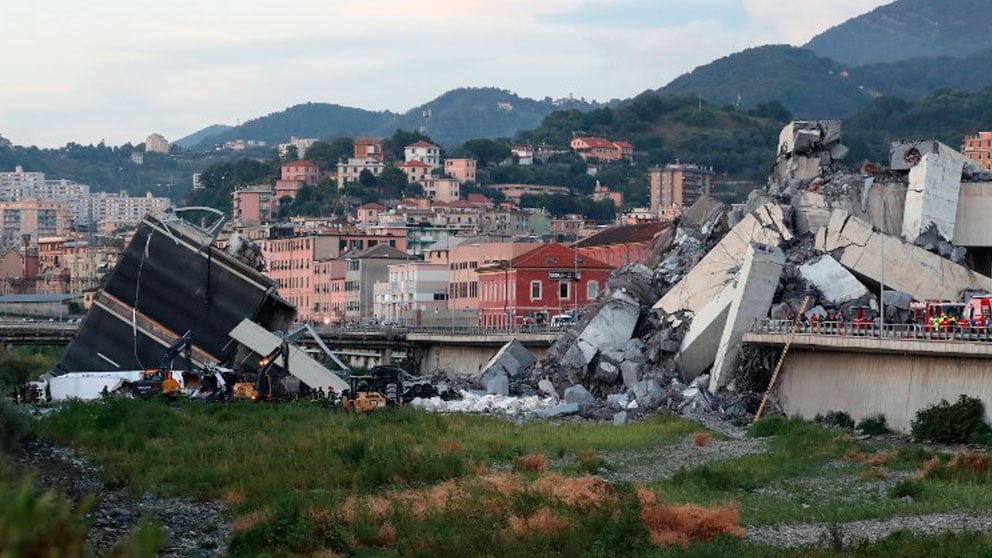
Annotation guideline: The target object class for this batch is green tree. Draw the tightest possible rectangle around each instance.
[384,129,436,160]
[358,169,378,188]
[305,138,354,169]
[282,145,299,162]
[460,138,512,167]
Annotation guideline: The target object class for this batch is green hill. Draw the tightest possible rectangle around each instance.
[805,0,992,66]
[657,45,873,119]
[854,47,992,99]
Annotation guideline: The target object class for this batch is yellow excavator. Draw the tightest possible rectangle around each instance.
[120,331,192,398]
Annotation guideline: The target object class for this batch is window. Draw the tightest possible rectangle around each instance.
[587,280,599,300]
[559,281,569,299]
[530,281,541,300]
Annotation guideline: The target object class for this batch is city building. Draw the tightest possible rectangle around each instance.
[354,138,385,162]
[489,183,570,203]
[424,177,460,203]
[0,200,71,247]
[570,137,633,162]
[0,166,47,200]
[372,261,449,323]
[336,158,385,188]
[278,136,318,158]
[144,133,170,154]
[87,192,171,226]
[281,160,321,185]
[574,222,667,268]
[232,186,277,225]
[962,132,992,171]
[404,141,441,169]
[649,163,714,220]
[591,181,623,208]
[192,173,204,191]
[343,244,412,322]
[313,258,346,325]
[397,160,434,184]
[447,240,539,312]
[444,158,477,184]
[357,202,384,224]
[476,243,613,327]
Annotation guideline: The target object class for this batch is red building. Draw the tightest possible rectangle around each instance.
[354,138,385,162]
[476,243,613,328]
[575,222,668,268]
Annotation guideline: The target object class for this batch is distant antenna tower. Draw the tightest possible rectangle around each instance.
[735,94,742,109]
[420,109,432,136]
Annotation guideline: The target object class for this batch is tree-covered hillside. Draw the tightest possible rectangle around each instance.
[805,0,992,66]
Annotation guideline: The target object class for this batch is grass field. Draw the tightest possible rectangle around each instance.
[26,399,992,556]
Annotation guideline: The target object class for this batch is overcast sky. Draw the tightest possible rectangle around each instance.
[0,0,890,148]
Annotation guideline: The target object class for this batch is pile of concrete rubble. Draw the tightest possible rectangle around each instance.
[465,120,992,426]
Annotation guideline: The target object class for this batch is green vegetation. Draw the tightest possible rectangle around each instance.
[911,395,992,444]
[814,411,855,430]
[0,345,60,393]
[856,415,890,436]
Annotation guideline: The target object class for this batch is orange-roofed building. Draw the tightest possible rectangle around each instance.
[281,160,321,185]
[397,160,434,184]
[570,137,634,162]
[354,138,385,162]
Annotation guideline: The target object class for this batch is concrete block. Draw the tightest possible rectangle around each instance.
[538,378,557,398]
[480,339,537,386]
[607,392,631,409]
[655,203,790,315]
[955,182,992,248]
[795,191,831,236]
[903,142,965,243]
[613,411,628,425]
[536,403,580,418]
[577,291,640,362]
[564,384,596,406]
[677,282,734,381]
[632,378,663,407]
[486,374,509,396]
[799,255,869,305]
[620,361,642,388]
[821,210,992,301]
[889,140,941,171]
[711,244,786,391]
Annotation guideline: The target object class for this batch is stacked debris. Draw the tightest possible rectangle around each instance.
[528,120,992,425]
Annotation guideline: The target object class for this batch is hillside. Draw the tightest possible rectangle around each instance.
[192,103,393,151]
[844,86,992,164]
[519,92,786,181]
[187,88,595,151]
[855,47,992,99]
[175,124,232,149]
[657,46,873,119]
[805,0,992,66]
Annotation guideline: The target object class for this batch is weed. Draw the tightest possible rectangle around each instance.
[747,415,788,438]
[912,457,942,480]
[575,448,606,473]
[815,410,855,429]
[911,395,992,444]
[889,479,925,500]
[856,414,890,436]
[924,452,992,483]
[844,450,895,467]
[693,432,712,447]
[636,487,745,549]
[0,480,89,557]
[514,453,549,473]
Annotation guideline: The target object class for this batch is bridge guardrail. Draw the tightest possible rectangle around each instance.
[750,319,992,343]
[319,324,569,337]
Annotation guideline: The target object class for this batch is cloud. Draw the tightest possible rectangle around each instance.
[742,0,891,44]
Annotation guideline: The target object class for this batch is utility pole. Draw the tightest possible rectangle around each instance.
[879,182,885,336]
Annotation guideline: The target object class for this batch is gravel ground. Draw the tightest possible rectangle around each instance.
[16,442,229,557]
[604,434,770,483]
[747,512,992,547]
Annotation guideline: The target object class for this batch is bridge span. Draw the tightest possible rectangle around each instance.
[0,321,564,376]
[745,320,992,433]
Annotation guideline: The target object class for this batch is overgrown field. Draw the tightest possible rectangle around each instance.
[29,400,992,556]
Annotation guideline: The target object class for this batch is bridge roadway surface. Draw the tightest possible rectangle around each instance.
[742,319,992,358]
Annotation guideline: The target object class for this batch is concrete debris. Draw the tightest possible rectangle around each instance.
[613,411,628,425]
[479,339,538,393]
[710,244,785,392]
[412,390,557,417]
[902,142,966,243]
[536,403,582,418]
[913,223,968,264]
[564,384,597,407]
[486,373,510,396]
[799,255,870,305]
[677,282,734,381]
[818,209,991,301]
[772,121,848,184]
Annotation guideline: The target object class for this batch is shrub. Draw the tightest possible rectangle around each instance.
[693,433,711,447]
[746,415,788,438]
[814,410,855,429]
[923,452,992,483]
[0,399,29,452]
[0,480,88,557]
[635,487,745,549]
[889,479,925,500]
[575,449,606,473]
[911,395,992,444]
[856,414,890,436]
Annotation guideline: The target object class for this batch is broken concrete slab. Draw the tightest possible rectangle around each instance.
[538,378,557,398]
[655,203,791,315]
[620,361,642,389]
[564,384,596,406]
[779,120,842,155]
[575,290,640,363]
[677,282,734,381]
[794,191,831,236]
[799,255,869,305]
[902,142,966,243]
[535,403,580,418]
[889,140,941,171]
[631,378,664,408]
[711,244,786,392]
[480,338,537,385]
[820,209,992,301]
[613,411,628,425]
[486,373,510,396]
